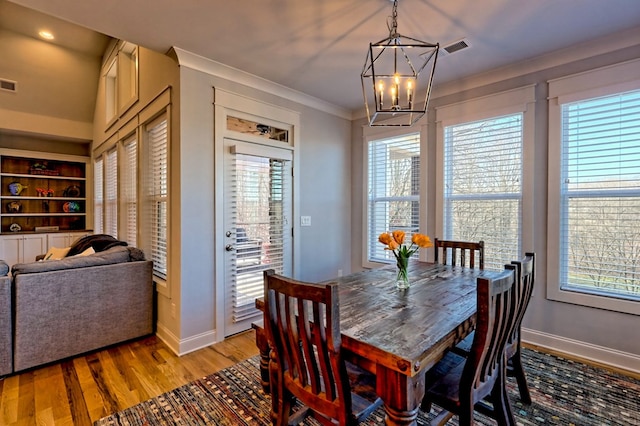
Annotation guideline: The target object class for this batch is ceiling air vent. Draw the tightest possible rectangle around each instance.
[440,38,471,56]
[0,79,17,93]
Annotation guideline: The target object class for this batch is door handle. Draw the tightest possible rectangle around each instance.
[225,244,235,252]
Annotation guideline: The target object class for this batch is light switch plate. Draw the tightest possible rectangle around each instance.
[301,216,311,226]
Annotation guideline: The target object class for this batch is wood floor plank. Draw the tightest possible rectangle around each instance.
[0,331,259,425]
[0,374,20,425]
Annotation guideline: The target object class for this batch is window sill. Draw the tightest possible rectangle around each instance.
[547,284,640,316]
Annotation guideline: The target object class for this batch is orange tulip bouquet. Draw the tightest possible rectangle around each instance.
[378,230,433,289]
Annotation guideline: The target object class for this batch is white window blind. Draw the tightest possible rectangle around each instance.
[104,148,118,238]
[146,116,168,279]
[229,153,292,323]
[443,114,522,270]
[367,133,420,263]
[560,89,640,301]
[122,136,137,246]
[94,156,104,234]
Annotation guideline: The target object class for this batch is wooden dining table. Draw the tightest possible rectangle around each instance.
[255,261,502,426]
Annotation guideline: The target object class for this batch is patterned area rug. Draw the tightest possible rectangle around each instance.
[95,348,640,425]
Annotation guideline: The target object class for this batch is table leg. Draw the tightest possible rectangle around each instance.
[252,321,271,394]
[376,365,425,426]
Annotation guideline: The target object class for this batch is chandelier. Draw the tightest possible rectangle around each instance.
[361,0,439,126]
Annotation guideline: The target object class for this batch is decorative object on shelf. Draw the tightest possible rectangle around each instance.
[9,223,21,232]
[29,161,60,176]
[36,188,54,197]
[6,200,22,213]
[63,185,81,198]
[63,201,81,213]
[378,230,433,290]
[361,0,439,127]
[8,181,27,196]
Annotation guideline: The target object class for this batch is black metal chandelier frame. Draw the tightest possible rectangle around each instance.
[361,0,439,126]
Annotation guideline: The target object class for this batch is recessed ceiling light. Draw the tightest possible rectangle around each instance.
[38,30,54,40]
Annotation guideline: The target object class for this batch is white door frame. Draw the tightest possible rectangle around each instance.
[213,88,300,340]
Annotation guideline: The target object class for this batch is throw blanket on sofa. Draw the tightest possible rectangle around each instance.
[66,234,128,257]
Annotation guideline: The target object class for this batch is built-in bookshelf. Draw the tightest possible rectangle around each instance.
[0,151,89,234]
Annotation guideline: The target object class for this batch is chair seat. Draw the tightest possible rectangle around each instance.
[424,351,467,411]
[346,361,382,421]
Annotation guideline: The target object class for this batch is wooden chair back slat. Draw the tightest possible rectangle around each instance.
[508,253,535,353]
[461,265,517,403]
[434,238,485,270]
[263,269,354,424]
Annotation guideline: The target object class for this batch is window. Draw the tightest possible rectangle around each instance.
[560,90,640,300]
[122,136,137,246]
[436,85,535,271]
[94,156,104,234]
[443,114,522,270]
[366,133,420,264]
[548,60,640,314]
[145,115,168,279]
[104,148,118,238]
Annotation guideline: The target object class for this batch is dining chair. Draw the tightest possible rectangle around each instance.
[433,238,484,269]
[263,269,382,426]
[420,265,518,426]
[453,252,536,404]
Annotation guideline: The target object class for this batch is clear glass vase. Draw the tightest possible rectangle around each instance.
[396,254,410,289]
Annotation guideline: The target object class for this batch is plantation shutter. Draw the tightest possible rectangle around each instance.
[560,89,640,300]
[367,133,420,263]
[122,136,137,246]
[94,156,104,234]
[104,148,118,238]
[443,114,522,270]
[146,116,168,279]
[227,150,292,324]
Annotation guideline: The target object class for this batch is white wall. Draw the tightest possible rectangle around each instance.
[351,30,640,371]
[170,55,353,354]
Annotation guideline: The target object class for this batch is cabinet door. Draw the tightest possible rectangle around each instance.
[0,234,46,265]
[0,235,22,266]
[22,235,47,262]
[47,232,90,249]
[47,233,70,249]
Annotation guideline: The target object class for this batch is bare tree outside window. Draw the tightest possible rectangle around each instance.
[560,89,640,299]
[368,134,420,263]
[444,114,522,270]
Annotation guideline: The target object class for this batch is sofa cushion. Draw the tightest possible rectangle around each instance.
[43,246,71,260]
[11,246,131,276]
[127,246,146,261]
[66,234,128,257]
[74,246,95,257]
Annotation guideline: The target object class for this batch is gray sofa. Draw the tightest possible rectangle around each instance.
[0,245,154,375]
[0,263,11,377]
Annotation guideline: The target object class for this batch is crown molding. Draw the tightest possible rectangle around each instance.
[171,47,351,121]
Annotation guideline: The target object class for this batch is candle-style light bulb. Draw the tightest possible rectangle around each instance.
[378,81,384,108]
[393,74,400,107]
[407,80,413,108]
[391,86,397,107]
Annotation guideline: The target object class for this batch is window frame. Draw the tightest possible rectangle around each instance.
[121,133,138,246]
[143,113,170,284]
[93,156,104,234]
[362,125,427,268]
[104,147,118,238]
[547,59,640,315]
[435,85,536,268]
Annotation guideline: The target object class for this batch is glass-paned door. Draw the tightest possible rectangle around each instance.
[224,139,293,336]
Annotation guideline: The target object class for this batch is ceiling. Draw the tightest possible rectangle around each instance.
[3,0,640,114]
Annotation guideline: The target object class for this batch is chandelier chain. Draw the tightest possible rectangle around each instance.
[388,0,399,38]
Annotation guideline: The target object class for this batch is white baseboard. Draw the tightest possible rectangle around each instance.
[522,327,640,375]
[155,323,219,356]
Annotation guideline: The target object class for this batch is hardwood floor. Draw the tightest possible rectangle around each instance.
[0,330,259,426]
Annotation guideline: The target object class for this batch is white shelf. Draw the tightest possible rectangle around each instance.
[1,172,85,181]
